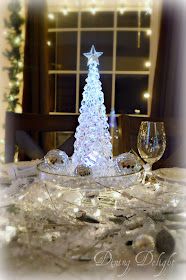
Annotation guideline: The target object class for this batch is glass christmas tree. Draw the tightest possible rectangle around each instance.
[72,45,113,167]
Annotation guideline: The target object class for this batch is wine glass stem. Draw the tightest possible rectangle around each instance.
[142,163,152,184]
[148,164,152,175]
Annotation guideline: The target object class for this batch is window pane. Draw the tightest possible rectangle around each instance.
[48,13,56,29]
[117,11,138,27]
[56,132,74,147]
[56,74,76,112]
[141,11,151,27]
[80,32,113,71]
[56,32,77,70]
[115,75,148,114]
[79,74,112,114]
[57,12,78,28]
[81,12,114,28]
[116,31,150,71]
[49,74,55,111]
[48,32,56,70]
[117,11,151,27]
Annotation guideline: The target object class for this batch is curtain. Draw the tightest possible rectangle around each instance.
[151,3,182,119]
[151,2,185,167]
[22,0,49,113]
[21,0,50,156]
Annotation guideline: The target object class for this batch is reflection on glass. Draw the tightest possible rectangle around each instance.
[137,122,166,170]
[79,74,112,113]
[56,132,74,147]
[57,12,78,28]
[117,11,150,27]
[48,32,56,70]
[56,32,77,70]
[116,31,150,71]
[80,32,113,70]
[141,12,151,27]
[49,74,55,111]
[117,11,138,27]
[56,75,76,112]
[81,12,114,27]
[48,13,56,29]
[115,75,148,114]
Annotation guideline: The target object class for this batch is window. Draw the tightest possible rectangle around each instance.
[48,10,151,117]
[115,75,148,114]
[116,31,150,71]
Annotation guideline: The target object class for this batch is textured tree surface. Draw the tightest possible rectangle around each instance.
[72,46,112,166]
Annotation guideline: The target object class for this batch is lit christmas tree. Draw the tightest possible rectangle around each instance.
[72,45,113,167]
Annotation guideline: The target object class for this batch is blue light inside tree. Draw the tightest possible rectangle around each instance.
[109,108,117,129]
[72,45,113,166]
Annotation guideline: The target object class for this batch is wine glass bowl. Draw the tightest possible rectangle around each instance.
[137,121,166,168]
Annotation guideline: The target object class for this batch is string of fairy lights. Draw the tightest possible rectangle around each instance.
[48,0,153,103]
[0,0,152,162]
[0,0,24,162]
[48,0,152,16]
[3,0,152,111]
[3,0,24,112]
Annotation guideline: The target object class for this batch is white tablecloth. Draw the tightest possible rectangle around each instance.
[0,161,186,280]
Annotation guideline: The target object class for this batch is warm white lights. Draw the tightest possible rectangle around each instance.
[47,3,153,18]
[94,209,101,217]
[57,192,62,198]
[146,7,152,14]
[112,192,121,199]
[144,92,150,99]
[9,95,15,101]
[3,30,7,36]
[119,7,126,15]
[73,207,79,213]
[145,61,151,68]
[0,139,4,144]
[16,73,22,80]
[47,1,154,19]
[48,13,55,20]
[18,61,23,68]
[90,6,97,15]
[146,29,152,36]
[37,197,43,203]
[9,81,20,87]
[62,7,69,16]
[14,36,21,45]
[47,41,52,46]
[134,109,141,114]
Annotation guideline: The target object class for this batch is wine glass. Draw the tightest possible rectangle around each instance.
[137,121,166,173]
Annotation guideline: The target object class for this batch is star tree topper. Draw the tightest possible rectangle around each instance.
[83,45,103,65]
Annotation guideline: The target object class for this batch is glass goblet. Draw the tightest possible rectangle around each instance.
[137,121,166,173]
